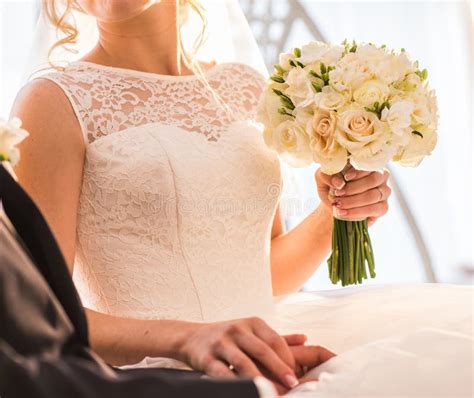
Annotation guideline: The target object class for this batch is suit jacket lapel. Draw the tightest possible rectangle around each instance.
[0,165,88,346]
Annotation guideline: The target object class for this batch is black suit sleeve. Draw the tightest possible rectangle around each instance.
[0,340,259,398]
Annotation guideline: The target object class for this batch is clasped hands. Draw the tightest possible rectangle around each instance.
[178,317,335,395]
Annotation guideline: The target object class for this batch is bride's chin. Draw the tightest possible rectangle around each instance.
[76,0,163,23]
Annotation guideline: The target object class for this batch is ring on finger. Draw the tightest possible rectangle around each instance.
[228,364,235,372]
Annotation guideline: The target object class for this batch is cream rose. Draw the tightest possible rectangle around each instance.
[284,67,315,108]
[307,109,347,174]
[353,80,390,107]
[336,107,394,171]
[313,88,346,111]
[268,120,313,167]
[0,117,29,166]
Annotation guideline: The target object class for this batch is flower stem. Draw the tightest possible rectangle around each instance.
[327,218,376,286]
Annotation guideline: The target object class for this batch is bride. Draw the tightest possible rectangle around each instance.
[11,0,472,396]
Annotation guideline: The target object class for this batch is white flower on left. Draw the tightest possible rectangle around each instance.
[0,117,29,166]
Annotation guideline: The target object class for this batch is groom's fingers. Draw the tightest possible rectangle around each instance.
[290,345,336,369]
[234,333,298,389]
[283,334,308,346]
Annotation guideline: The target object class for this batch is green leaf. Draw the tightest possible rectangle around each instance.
[412,130,424,138]
[293,47,302,57]
[270,75,285,84]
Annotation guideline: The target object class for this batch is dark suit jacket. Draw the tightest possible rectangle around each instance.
[0,164,259,398]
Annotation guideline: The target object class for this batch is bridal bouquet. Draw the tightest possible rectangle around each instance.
[257,40,438,286]
[0,117,29,166]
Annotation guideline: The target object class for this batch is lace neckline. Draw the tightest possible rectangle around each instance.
[71,61,223,81]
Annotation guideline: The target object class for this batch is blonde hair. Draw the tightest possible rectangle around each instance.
[41,0,208,73]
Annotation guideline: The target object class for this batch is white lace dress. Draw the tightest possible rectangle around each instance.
[41,62,472,396]
[42,61,280,322]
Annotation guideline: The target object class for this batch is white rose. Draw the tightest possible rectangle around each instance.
[328,65,370,94]
[406,91,432,126]
[372,52,413,85]
[299,41,344,66]
[426,89,439,130]
[353,80,390,107]
[381,100,414,144]
[307,109,348,174]
[268,120,313,167]
[284,67,315,108]
[336,107,394,171]
[279,52,296,70]
[396,72,422,92]
[356,44,389,62]
[396,126,438,167]
[0,117,29,166]
[257,85,291,129]
[313,88,346,111]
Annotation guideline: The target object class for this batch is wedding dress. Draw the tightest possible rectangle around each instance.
[39,62,473,397]
[42,61,280,322]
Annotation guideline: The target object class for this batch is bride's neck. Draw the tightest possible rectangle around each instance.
[84,2,190,76]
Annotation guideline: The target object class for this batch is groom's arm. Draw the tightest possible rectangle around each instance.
[0,340,262,398]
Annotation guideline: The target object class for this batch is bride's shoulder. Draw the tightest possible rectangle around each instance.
[12,77,84,145]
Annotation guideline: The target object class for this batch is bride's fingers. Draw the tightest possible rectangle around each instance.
[204,359,237,378]
[343,167,371,182]
[283,334,308,346]
[251,319,296,369]
[334,201,389,220]
[214,342,262,379]
[333,185,391,210]
[341,170,389,196]
[234,333,298,389]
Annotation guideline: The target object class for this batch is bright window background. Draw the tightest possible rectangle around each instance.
[1,1,472,291]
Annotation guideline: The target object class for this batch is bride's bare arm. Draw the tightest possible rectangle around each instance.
[270,204,333,296]
[10,80,301,389]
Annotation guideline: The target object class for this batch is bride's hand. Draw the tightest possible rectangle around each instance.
[178,317,300,389]
[315,166,391,224]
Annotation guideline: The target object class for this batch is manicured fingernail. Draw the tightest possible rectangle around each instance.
[332,177,345,190]
[285,374,299,388]
[345,172,356,181]
[336,209,348,217]
[335,189,345,197]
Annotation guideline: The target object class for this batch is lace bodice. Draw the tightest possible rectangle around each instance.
[41,62,282,321]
